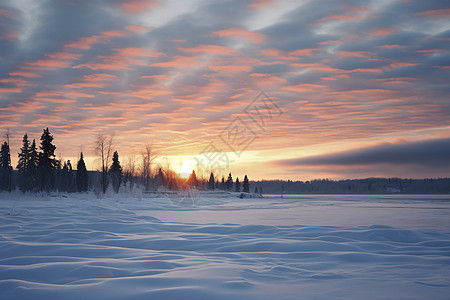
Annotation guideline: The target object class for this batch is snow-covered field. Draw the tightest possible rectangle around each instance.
[1,192,450,299]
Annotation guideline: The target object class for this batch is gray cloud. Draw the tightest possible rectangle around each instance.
[276,138,450,168]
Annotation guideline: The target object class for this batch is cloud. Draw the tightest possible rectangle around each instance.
[275,138,450,168]
[212,28,266,44]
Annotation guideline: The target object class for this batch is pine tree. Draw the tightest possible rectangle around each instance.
[208,172,215,190]
[226,172,233,191]
[243,175,249,193]
[76,152,88,192]
[187,170,198,187]
[0,141,12,191]
[235,177,241,192]
[38,128,57,192]
[156,168,165,188]
[17,134,31,192]
[109,151,122,193]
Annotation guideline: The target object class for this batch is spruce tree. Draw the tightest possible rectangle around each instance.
[226,172,233,191]
[109,151,122,193]
[243,175,249,193]
[0,141,12,191]
[76,152,88,192]
[235,177,241,192]
[17,134,31,192]
[38,128,57,192]
[27,139,38,191]
[208,172,215,190]
[220,176,225,190]
[187,170,198,187]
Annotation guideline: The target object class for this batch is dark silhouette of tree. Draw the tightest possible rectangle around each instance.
[235,177,241,192]
[220,176,226,190]
[156,167,165,188]
[0,141,12,191]
[76,152,88,192]
[243,175,249,193]
[67,160,73,192]
[109,151,123,193]
[27,139,38,191]
[254,186,258,194]
[95,134,113,193]
[17,133,31,192]
[60,161,68,192]
[187,170,198,187]
[141,144,157,191]
[226,172,233,191]
[37,128,58,192]
[208,172,215,190]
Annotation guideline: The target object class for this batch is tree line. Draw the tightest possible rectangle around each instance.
[0,128,257,194]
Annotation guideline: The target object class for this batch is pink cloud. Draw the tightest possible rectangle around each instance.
[209,65,252,73]
[179,45,239,56]
[152,56,200,68]
[65,35,104,50]
[120,0,161,15]
[338,51,374,58]
[64,82,109,89]
[115,47,165,57]
[370,27,399,36]
[416,9,450,18]
[259,48,298,60]
[0,78,33,87]
[124,25,151,34]
[9,71,41,78]
[83,73,119,82]
[102,30,130,37]
[317,14,363,22]
[282,83,326,93]
[212,28,266,44]
[378,44,406,49]
[390,62,420,68]
[23,59,73,70]
[0,87,22,93]
[248,0,275,9]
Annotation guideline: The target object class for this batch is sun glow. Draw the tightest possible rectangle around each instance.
[178,157,198,178]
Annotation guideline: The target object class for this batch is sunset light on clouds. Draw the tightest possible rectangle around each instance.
[0,0,449,180]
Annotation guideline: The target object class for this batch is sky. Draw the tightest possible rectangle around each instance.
[0,0,449,180]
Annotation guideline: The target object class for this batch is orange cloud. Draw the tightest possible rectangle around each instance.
[124,25,151,34]
[45,52,83,60]
[120,0,161,15]
[9,71,41,78]
[212,28,266,44]
[370,27,399,36]
[416,9,450,18]
[290,48,317,56]
[179,45,239,56]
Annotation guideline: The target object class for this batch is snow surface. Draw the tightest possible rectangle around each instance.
[1,192,450,299]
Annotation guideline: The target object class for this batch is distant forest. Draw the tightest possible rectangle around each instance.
[0,128,449,195]
[253,178,450,194]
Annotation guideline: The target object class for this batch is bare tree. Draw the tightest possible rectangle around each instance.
[124,153,137,190]
[141,144,158,191]
[94,134,113,193]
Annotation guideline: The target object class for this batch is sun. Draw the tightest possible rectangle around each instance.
[178,158,197,178]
